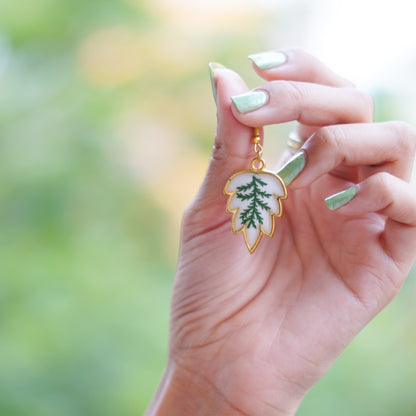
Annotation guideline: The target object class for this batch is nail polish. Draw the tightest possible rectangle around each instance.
[231,90,268,113]
[248,51,287,70]
[325,186,357,210]
[208,62,225,105]
[277,151,306,186]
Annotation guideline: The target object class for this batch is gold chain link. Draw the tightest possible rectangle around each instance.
[250,127,265,171]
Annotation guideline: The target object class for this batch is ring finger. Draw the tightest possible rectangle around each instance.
[288,121,416,188]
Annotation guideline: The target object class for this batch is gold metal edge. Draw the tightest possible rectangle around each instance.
[224,169,288,253]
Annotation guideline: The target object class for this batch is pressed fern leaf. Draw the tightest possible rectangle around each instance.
[224,170,287,253]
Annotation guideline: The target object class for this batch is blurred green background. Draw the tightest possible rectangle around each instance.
[0,0,415,415]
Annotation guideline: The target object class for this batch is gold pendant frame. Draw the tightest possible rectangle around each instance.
[224,169,287,253]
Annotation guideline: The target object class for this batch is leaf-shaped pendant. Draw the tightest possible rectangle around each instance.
[224,170,287,253]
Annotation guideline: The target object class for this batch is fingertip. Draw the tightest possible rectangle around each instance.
[208,62,226,105]
[248,47,354,87]
[324,185,358,211]
[277,150,307,187]
[248,50,287,71]
[230,90,269,115]
[214,67,249,110]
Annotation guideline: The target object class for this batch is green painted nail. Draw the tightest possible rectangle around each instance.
[208,62,225,105]
[325,186,357,210]
[231,90,268,113]
[248,51,287,70]
[277,151,306,185]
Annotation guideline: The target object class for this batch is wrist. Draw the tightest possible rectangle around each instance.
[145,359,299,416]
[145,360,247,416]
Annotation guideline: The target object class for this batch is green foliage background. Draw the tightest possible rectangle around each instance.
[0,1,415,415]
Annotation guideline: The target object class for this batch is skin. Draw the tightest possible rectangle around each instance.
[146,49,416,416]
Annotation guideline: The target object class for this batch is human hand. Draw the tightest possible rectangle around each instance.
[146,49,416,416]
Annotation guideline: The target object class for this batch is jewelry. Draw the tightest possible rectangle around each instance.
[287,131,303,154]
[224,128,287,253]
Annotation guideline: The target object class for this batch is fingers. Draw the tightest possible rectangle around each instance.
[249,48,354,87]
[235,48,372,141]
[231,81,374,127]
[328,173,416,267]
[290,121,416,188]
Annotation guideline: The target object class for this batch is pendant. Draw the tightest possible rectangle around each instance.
[224,128,287,253]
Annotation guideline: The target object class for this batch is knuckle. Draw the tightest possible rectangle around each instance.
[388,120,410,136]
[280,81,310,121]
[181,205,195,234]
[356,90,374,120]
[387,121,416,155]
[283,80,307,105]
[211,139,225,162]
[312,126,345,152]
[374,172,392,199]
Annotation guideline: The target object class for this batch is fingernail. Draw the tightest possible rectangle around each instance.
[231,90,268,113]
[248,50,287,70]
[277,151,306,186]
[208,62,225,105]
[325,186,357,210]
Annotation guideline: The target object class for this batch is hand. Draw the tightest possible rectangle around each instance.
[146,49,416,416]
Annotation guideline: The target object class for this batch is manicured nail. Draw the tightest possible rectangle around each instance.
[325,186,357,211]
[231,90,268,113]
[208,62,225,105]
[248,51,287,70]
[277,151,306,186]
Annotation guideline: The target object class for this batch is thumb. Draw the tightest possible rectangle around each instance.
[214,66,256,163]
[186,66,260,227]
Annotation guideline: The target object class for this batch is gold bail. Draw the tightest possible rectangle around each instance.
[250,127,265,171]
